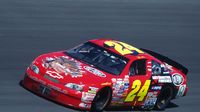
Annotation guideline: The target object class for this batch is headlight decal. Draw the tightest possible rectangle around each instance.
[65,83,83,91]
[30,64,40,74]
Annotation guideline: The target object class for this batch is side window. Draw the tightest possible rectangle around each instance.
[152,60,162,75]
[129,59,146,76]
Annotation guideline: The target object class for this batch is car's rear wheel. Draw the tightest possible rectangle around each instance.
[90,87,112,112]
[155,86,173,110]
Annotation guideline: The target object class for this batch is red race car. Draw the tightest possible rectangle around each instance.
[21,39,188,111]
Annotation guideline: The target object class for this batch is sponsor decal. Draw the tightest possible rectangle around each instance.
[112,97,121,101]
[151,86,162,90]
[43,56,84,78]
[88,87,98,94]
[81,87,98,103]
[111,76,130,104]
[142,92,158,109]
[111,97,124,105]
[84,66,106,77]
[160,64,170,74]
[152,76,172,83]
[81,92,96,103]
[176,84,186,97]
[46,71,63,79]
[112,76,129,97]
[172,73,184,86]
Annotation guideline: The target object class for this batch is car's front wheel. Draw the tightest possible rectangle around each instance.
[90,87,112,112]
[155,86,173,110]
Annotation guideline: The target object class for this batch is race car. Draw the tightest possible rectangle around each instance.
[21,39,188,112]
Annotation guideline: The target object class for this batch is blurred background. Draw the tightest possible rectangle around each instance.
[0,0,200,112]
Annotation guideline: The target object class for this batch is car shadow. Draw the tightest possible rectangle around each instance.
[19,80,179,112]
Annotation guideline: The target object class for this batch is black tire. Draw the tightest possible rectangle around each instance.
[90,87,112,112]
[155,86,173,110]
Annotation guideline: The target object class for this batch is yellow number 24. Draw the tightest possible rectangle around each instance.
[125,80,151,102]
[104,41,144,55]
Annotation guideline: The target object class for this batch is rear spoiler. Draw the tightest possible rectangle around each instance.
[140,48,188,75]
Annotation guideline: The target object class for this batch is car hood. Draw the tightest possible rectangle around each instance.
[34,51,112,86]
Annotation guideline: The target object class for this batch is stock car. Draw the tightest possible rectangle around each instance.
[21,39,188,112]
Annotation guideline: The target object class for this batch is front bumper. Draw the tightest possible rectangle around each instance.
[22,70,91,110]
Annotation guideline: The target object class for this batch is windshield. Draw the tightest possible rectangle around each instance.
[65,42,128,75]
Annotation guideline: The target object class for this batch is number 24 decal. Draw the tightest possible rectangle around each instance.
[125,80,151,102]
[104,41,144,55]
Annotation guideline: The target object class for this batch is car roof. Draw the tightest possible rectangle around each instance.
[89,38,155,61]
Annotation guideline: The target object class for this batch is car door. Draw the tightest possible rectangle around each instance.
[124,58,152,106]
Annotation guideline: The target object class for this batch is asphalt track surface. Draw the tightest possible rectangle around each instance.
[0,0,200,112]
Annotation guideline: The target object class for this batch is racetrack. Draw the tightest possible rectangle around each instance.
[0,0,200,111]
